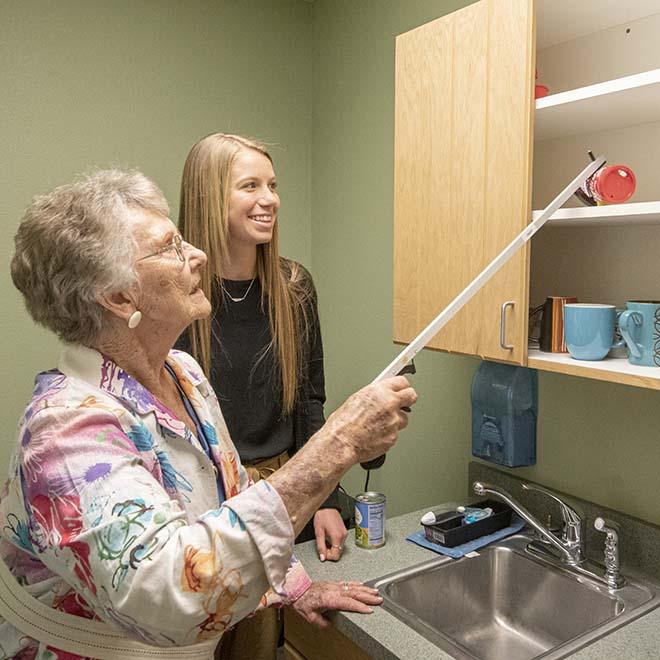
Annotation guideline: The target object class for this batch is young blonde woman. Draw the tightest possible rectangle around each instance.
[177,133,347,659]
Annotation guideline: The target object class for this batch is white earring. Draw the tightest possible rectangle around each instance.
[128,311,142,329]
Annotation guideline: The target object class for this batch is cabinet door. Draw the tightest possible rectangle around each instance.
[284,610,373,660]
[394,0,535,362]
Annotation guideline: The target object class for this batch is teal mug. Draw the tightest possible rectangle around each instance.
[563,304,624,361]
[618,301,660,367]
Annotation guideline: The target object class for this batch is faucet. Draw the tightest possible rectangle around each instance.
[473,481,585,566]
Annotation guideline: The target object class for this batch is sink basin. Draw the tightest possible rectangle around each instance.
[368,534,659,659]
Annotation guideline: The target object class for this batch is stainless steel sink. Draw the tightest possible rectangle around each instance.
[368,534,659,659]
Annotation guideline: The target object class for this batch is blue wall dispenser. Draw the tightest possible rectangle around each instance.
[471,361,538,467]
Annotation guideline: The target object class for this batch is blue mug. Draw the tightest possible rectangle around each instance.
[563,304,623,361]
[618,301,660,367]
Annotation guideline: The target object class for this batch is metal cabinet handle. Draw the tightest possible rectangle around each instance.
[500,301,515,350]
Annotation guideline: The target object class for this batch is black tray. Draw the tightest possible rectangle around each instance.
[422,499,513,547]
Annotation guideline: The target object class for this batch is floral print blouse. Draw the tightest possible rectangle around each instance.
[0,344,311,659]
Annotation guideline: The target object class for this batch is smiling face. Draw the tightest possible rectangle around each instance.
[227,148,280,249]
[128,209,211,334]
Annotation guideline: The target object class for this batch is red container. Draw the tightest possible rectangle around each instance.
[535,84,549,99]
[587,165,636,204]
[535,68,550,99]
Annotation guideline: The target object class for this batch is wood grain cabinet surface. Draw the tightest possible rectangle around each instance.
[394,0,535,364]
[283,609,373,660]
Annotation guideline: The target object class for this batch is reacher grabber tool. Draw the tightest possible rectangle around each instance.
[360,155,605,471]
[376,154,605,383]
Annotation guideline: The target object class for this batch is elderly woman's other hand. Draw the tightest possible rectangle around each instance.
[324,376,417,465]
[290,580,383,629]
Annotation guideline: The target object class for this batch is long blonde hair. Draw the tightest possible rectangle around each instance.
[178,133,312,415]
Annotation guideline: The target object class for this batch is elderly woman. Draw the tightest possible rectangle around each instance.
[0,170,416,660]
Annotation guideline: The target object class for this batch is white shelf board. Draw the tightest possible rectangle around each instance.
[532,201,660,228]
[528,349,660,390]
[535,68,660,141]
[537,0,660,50]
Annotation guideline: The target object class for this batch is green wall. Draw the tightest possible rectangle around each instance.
[310,0,660,525]
[310,0,479,517]
[0,0,312,469]
[3,0,659,526]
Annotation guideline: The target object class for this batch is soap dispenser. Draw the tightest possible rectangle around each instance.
[470,361,538,467]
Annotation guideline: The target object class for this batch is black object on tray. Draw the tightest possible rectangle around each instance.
[422,499,513,548]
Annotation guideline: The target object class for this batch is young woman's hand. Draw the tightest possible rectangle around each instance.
[290,581,382,629]
[313,509,348,562]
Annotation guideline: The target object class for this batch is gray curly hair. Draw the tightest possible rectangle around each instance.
[11,169,169,345]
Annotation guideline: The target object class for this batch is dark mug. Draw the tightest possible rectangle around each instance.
[538,296,578,352]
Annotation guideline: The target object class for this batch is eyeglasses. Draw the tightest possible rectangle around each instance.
[136,234,186,263]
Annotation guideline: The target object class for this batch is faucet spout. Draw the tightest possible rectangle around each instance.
[473,481,583,565]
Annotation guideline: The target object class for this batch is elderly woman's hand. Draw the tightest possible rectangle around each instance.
[290,580,383,628]
[267,376,417,538]
[323,376,417,465]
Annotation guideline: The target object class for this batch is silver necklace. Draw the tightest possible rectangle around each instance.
[222,277,256,302]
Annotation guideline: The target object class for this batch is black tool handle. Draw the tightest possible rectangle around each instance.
[360,360,416,470]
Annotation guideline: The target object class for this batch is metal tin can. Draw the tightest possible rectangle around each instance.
[354,492,386,549]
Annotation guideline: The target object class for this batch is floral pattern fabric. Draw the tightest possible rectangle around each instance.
[0,344,311,659]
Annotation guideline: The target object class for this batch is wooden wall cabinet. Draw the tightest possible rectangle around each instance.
[394,0,535,364]
[394,0,660,390]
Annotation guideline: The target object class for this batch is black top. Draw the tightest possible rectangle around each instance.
[176,263,339,510]
[209,277,295,462]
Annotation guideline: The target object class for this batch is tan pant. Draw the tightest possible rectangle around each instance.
[215,452,289,660]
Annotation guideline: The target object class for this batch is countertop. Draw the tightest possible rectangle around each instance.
[293,506,660,660]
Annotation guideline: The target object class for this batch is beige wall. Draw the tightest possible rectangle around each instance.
[0,0,312,469]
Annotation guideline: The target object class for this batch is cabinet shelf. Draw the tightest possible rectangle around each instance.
[535,68,660,141]
[532,201,660,228]
[528,349,660,390]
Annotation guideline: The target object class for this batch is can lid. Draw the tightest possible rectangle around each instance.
[356,491,386,503]
[593,165,636,203]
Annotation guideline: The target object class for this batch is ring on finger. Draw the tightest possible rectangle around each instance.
[343,581,349,592]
